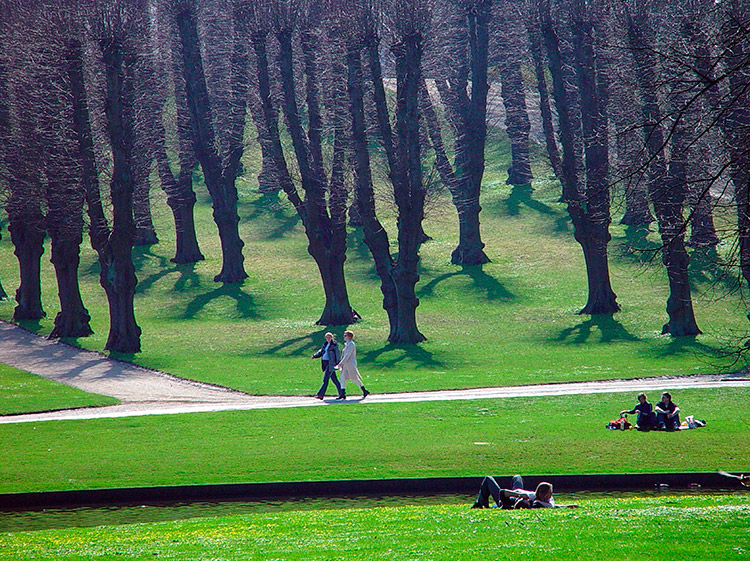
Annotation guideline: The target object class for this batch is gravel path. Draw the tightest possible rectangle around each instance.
[1,320,749,425]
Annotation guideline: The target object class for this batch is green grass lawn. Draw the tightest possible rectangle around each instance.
[0,127,747,398]
[0,364,117,416]
[1,493,748,560]
[1,388,746,494]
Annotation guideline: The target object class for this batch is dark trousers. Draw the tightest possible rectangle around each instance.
[317,360,342,398]
[657,412,680,431]
[475,475,524,508]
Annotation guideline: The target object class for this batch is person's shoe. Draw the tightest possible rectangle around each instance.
[314,395,324,400]
[362,387,370,398]
[470,502,483,509]
[336,392,346,400]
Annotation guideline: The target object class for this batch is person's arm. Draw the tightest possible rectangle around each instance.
[311,345,324,359]
[620,407,637,416]
[654,404,667,414]
[669,406,680,418]
[336,344,351,368]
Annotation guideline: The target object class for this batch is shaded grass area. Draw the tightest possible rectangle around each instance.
[1,137,747,397]
[0,364,117,416]
[1,388,747,494]
[0,493,748,560]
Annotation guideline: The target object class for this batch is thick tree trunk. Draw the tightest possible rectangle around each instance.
[8,214,45,321]
[175,5,247,283]
[100,36,142,353]
[390,33,427,344]
[49,236,92,338]
[133,178,159,246]
[686,184,720,248]
[0,59,10,302]
[348,42,399,338]
[628,13,700,336]
[621,182,655,226]
[498,57,533,186]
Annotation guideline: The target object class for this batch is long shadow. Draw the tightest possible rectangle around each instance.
[243,191,300,240]
[173,263,202,293]
[654,335,722,359]
[262,328,329,357]
[617,224,661,266]
[503,183,557,217]
[689,246,740,294]
[182,284,260,320]
[554,314,641,345]
[133,248,177,294]
[418,265,514,301]
[359,342,443,369]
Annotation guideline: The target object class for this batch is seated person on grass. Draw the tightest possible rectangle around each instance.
[654,391,680,431]
[620,392,656,431]
[471,475,578,509]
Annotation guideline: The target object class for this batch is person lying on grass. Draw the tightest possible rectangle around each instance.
[654,391,680,431]
[471,475,578,509]
[620,392,657,431]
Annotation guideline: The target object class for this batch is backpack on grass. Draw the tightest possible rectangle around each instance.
[606,416,632,430]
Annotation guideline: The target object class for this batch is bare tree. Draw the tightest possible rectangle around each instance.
[246,0,359,326]
[169,0,249,283]
[535,0,620,315]
[624,1,701,335]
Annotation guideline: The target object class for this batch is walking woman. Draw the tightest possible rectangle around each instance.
[334,330,370,400]
[311,332,342,399]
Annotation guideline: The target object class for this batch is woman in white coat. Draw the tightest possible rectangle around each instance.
[334,330,370,400]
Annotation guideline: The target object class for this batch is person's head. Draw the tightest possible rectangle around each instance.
[661,391,672,404]
[637,392,647,404]
[324,332,334,342]
[343,330,354,341]
[535,482,553,502]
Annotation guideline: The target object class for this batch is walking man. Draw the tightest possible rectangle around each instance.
[311,332,342,400]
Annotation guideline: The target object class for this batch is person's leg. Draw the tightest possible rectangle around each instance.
[337,378,347,400]
[316,361,330,398]
[472,476,502,508]
[510,475,524,490]
[330,368,342,396]
[656,412,668,430]
[668,413,680,431]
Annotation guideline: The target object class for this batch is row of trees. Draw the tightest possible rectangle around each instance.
[0,0,748,353]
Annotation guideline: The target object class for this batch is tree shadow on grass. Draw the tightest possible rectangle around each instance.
[244,191,300,240]
[504,183,557,217]
[418,265,514,301]
[182,284,260,320]
[653,335,722,360]
[360,342,443,369]
[617,224,661,266]
[554,314,641,345]
[689,246,740,295]
[262,327,330,357]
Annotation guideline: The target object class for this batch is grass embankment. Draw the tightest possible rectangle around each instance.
[1,493,748,560]
[1,388,746,494]
[0,127,747,399]
[0,364,117,416]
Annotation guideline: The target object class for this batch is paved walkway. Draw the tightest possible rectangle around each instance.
[2,320,749,424]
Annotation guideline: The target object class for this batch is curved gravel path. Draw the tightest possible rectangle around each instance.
[1,320,749,424]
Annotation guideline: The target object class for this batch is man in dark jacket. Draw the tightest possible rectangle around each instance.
[311,332,342,399]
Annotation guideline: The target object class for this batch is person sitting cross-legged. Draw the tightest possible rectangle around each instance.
[471,475,578,509]
[654,391,680,431]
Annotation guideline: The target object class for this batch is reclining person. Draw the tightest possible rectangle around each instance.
[471,475,578,509]
[620,392,656,431]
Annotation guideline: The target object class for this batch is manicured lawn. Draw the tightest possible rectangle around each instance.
[1,493,748,560]
[0,129,747,398]
[1,388,746,494]
[0,364,117,416]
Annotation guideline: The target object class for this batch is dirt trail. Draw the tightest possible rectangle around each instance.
[1,320,748,424]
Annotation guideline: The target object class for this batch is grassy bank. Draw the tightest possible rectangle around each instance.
[1,493,747,560]
[0,364,117,416]
[1,387,746,494]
